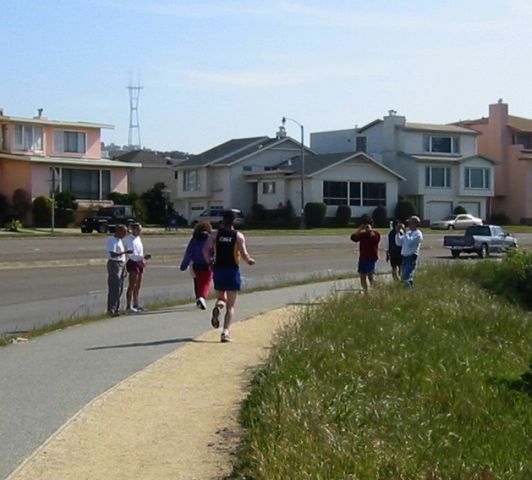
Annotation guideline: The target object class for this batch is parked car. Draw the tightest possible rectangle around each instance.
[190,208,245,228]
[431,213,483,230]
[80,205,138,233]
[443,224,518,258]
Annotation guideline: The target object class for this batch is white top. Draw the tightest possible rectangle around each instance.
[126,234,144,262]
[107,236,126,262]
[395,229,423,256]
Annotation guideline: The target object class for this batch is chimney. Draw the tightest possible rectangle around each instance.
[0,107,4,116]
[34,108,47,120]
[276,125,287,139]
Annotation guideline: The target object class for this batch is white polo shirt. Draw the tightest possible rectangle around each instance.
[107,235,126,262]
[126,234,144,262]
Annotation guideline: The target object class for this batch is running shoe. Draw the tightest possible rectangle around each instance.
[211,306,220,328]
[196,297,207,310]
[220,331,231,343]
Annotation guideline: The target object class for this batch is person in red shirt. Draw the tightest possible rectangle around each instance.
[350,214,381,294]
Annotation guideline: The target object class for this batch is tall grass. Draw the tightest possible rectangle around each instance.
[232,259,532,479]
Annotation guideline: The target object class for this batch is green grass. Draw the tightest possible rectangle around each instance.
[232,263,532,479]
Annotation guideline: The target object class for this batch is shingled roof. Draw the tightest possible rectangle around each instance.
[178,137,272,167]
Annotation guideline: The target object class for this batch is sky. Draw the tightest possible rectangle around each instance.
[1,0,531,154]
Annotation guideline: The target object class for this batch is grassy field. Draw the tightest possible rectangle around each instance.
[232,256,532,479]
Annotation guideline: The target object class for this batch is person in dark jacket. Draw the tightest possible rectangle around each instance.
[386,219,403,281]
[180,221,213,310]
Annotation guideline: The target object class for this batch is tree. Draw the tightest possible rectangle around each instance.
[453,205,467,214]
[140,182,170,224]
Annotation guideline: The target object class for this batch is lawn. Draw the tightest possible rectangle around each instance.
[232,257,532,479]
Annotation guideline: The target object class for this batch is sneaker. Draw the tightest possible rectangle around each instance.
[133,305,145,312]
[127,306,138,314]
[211,306,220,329]
[108,311,120,317]
[196,297,207,310]
[220,331,231,343]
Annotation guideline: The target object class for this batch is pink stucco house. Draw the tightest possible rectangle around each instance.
[0,108,140,212]
[457,100,532,224]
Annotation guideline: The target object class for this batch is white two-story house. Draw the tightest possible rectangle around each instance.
[175,127,403,222]
[311,111,497,222]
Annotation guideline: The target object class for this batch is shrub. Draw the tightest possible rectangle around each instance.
[11,188,31,221]
[453,205,467,214]
[304,202,326,228]
[0,194,11,224]
[107,192,139,205]
[251,203,266,221]
[490,212,511,225]
[372,205,388,227]
[335,205,351,227]
[394,199,417,222]
[6,218,22,232]
[55,191,78,227]
[33,195,52,227]
[132,199,147,224]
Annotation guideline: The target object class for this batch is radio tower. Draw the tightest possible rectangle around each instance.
[127,78,143,149]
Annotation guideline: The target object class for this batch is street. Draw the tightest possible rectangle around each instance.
[1,231,530,335]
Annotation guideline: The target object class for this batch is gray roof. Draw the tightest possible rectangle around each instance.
[178,137,271,167]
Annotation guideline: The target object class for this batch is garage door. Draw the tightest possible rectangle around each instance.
[459,202,481,217]
[427,201,453,222]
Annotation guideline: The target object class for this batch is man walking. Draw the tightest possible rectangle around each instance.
[350,214,381,294]
[125,223,151,313]
[203,210,255,343]
[395,216,423,288]
[106,224,130,316]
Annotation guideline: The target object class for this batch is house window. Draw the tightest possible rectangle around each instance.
[424,135,460,154]
[183,169,200,191]
[262,181,276,194]
[349,182,361,206]
[362,182,386,206]
[323,181,348,205]
[465,167,490,189]
[14,124,43,151]
[54,131,86,154]
[513,134,532,150]
[55,168,110,200]
[425,166,451,188]
[323,181,385,206]
[355,136,367,153]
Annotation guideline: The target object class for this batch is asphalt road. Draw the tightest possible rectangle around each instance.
[0,231,530,335]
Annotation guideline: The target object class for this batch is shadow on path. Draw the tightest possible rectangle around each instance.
[86,337,217,351]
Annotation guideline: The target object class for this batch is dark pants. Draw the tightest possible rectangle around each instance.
[107,260,126,313]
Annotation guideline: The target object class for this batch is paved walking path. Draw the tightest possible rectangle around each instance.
[1,278,358,480]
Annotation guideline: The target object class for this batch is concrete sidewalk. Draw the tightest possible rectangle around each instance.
[1,278,358,480]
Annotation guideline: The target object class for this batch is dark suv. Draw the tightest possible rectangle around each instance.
[80,205,138,233]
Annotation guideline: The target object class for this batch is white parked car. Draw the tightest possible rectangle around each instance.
[191,208,245,228]
[431,213,483,230]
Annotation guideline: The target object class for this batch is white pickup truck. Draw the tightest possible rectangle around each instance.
[443,225,518,258]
